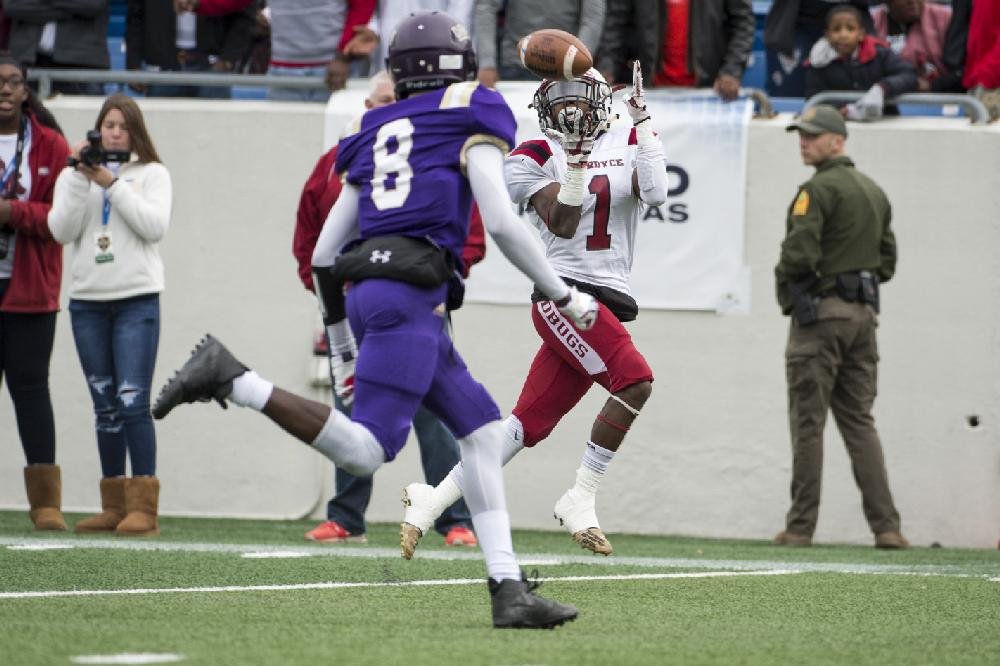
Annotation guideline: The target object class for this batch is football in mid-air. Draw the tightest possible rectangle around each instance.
[517,29,593,81]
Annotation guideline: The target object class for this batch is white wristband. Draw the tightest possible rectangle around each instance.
[634,120,656,146]
[556,165,586,207]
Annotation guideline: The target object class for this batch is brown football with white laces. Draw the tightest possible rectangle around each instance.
[517,29,593,81]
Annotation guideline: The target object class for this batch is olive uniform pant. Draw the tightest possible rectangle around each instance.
[784,296,901,536]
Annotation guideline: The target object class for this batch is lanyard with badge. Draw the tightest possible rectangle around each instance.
[95,182,115,264]
[0,115,28,261]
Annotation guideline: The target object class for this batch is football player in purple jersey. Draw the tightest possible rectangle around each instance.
[152,11,597,629]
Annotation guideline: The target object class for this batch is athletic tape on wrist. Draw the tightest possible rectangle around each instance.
[557,162,587,207]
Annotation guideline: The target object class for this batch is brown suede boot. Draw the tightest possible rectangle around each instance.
[75,477,127,533]
[115,476,160,537]
[24,464,68,531]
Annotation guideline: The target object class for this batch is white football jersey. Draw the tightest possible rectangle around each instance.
[505,124,642,295]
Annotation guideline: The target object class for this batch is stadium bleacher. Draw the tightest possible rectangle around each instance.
[99,0,964,114]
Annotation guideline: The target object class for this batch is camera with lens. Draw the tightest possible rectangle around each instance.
[67,130,130,168]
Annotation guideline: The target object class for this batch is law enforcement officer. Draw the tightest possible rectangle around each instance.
[773,105,908,549]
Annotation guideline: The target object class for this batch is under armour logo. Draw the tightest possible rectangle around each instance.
[369,249,392,264]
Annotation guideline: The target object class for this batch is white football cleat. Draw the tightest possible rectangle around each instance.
[400,483,436,560]
[553,488,613,556]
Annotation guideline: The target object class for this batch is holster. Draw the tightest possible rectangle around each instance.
[835,270,880,313]
[789,275,820,326]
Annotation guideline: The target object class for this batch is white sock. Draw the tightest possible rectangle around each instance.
[228,370,273,410]
[431,474,463,513]
[473,509,520,581]
[574,441,615,495]
[459,422,520,581]
[502,414,525,448]
[447,415,524,495]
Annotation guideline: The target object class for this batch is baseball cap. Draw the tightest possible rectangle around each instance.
[786,105,848,137]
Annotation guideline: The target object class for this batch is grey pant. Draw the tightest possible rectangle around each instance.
[784,296,901,536]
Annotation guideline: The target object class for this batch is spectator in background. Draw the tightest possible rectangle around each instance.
[598,0,755,101]
[176,0,272,74]
[963,0,1000,121]
[267,0,374,101]
[473,0,605,88]
[346,1,475,75]
[292,71,478,547]
[5,0,109,95]
[765,0,873,97]
[48,93,172,537]
[0,55,70,532]
[805,5,916,121]
[126,0,255,99]
[871,0,952,92]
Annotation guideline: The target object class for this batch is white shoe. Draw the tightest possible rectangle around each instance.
[400,483,436,560]
[553,488,612,556]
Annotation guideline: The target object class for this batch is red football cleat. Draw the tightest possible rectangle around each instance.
[305,520,367,544]
[444,526,477,548]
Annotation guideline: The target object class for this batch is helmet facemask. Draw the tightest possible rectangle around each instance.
[530,69,613,137]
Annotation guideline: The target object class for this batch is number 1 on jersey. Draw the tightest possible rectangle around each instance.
[586,174,612,251]
[371,118,414,210]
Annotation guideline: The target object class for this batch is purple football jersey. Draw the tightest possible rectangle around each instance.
[336,82,516,262]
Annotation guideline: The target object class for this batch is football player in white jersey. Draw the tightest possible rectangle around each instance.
[401,62,668,558]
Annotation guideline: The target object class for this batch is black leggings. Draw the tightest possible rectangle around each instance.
[0,281,57,465]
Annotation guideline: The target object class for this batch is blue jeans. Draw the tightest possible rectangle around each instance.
[267,64,330,103]
[326,401,473,536]
[69,294,160,477]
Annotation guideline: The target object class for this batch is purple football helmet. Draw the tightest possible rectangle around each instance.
[386,11,478,99]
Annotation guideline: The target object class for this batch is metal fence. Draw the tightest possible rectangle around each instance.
[804,91,991,124]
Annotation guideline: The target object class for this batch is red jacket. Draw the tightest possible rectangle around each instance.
[964,0,1000,89]
[292,145,485,292]
[2,114,70,313]
[871,3,951,81]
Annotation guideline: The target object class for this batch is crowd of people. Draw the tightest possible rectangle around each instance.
[0,1,993,118]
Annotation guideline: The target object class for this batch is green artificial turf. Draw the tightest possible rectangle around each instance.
[1,511,998,666]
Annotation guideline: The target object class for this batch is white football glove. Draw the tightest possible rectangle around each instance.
[623,60,650,126]
[331,351,356,407]
[557,286,599,331]
[845,84,885,122]
[543,105,596,166]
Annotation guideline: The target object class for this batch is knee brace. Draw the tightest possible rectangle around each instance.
[597,393,643,433]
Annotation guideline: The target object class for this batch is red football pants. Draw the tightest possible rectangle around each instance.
[512,299,654,446]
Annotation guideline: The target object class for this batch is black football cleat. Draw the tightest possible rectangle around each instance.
[152,334,248,420]
[489,572,578,629]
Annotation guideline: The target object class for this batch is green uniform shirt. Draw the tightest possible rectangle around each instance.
[775,155,897,314]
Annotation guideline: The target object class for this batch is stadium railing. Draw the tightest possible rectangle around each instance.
[804,90,991,124]
[27,69,327,98]
[28,68,779,118]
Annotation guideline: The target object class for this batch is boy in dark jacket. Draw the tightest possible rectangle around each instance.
[806,4,917,121]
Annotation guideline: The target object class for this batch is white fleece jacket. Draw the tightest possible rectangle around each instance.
[48,160,172,301]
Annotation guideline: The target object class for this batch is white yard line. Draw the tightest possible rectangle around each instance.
[0,570,799,600]
[0,535,988,578]
[70,654,184,665]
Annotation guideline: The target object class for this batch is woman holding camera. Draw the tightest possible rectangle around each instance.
[0,56,71,531]
[48,93,172,537]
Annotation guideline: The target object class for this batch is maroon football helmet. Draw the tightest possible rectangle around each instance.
[386,11,478,99]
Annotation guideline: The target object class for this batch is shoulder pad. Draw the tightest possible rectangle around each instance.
[439,81,479,109]
[509,139,553,167]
